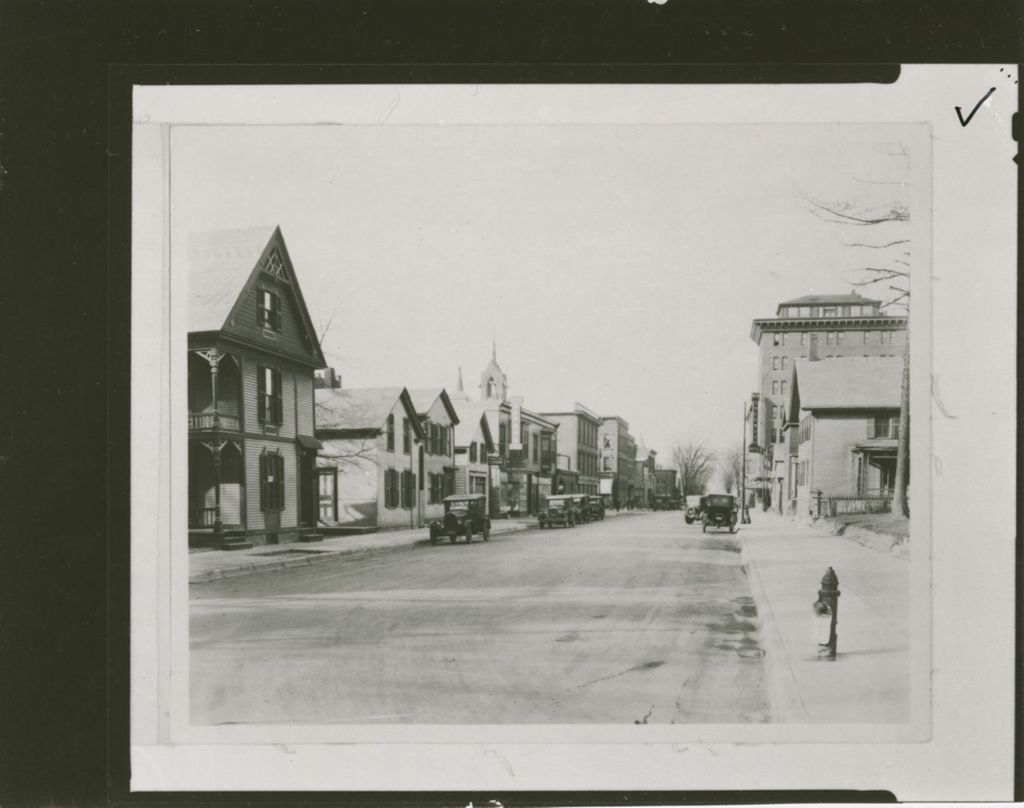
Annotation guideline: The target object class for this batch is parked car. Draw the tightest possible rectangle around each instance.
[538,495,576,529]
[570,494,593,523]
[429,494,491,544]
[586,494,606,521]
[701,493,738,533]
[684,495,704,524]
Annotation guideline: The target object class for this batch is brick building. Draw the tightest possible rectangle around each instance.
[598,416,637,507]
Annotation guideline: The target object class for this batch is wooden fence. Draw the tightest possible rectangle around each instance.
[814,491,892,518]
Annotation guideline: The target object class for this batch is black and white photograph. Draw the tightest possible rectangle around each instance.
[129,74,1014,796]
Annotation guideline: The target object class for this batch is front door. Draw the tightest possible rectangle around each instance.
[318,468,337,523]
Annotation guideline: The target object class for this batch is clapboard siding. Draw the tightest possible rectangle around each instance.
[295,374,314,435]
[245,438,297,530]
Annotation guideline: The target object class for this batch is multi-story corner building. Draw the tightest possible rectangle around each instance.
[749,292,908,513]
[452,349,558,518]
[187,226,326,549]
[540,404,602,497]
[598,416,636,508]
[633,444,657,508]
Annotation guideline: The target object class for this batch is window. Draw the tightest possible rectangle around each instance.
[384,468,399,508]
[532,434,539,462]
[386,414,395,451]
[772,356,780,371]
[772,380,779,395]
[800,332,809,346]
[499,423,507,456]
[259,450,285,511]
[257,366,283,424]
[781,380,788,395]
[880,330,894,345]
[469,442,477,463]
[868,414,900,439]
[826,331,836,346]
[603,456,612,472]
[781,356,788,370]
[772,333,782,346]
[401,470,416,509]
[841,305,851,316]
[403,418,411,454]
[836,331,845,345]
[429,473,444,505]
[823,306,837,317]
[257,287,282,331]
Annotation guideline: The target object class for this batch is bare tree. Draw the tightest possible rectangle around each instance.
[672,441,717,497]
[718,447,744,495]
[799,150,910,516]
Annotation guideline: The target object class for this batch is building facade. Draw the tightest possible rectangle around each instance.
[407,388,460,527]
[598,416,636,507]
[314,386,426,531]
[540,404,602,496]
[633,444,657,508]
[653,468,679,497]
[187,226,325,549]
[783,357,904,515]
[451,403,495,507]
[749,292,908,513]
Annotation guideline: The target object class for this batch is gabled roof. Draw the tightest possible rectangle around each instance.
[450,400,496,449]
[315,386,425,439]
[188,225,325,367]
[789,356,902,413]
[407,388,460,425]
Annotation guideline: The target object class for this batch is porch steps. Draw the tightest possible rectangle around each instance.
[219,535,254,551]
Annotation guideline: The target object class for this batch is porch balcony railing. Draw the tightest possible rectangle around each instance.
[188,411,241,432]
[189,506,217,528]
[813,490,892,518]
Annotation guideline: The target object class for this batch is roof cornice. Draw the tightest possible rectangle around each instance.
[749,315,908,343]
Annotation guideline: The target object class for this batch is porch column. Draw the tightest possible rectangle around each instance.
[201,440,227,538]
[195,348,224,427]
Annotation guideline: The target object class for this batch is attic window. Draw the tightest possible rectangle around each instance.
[263,249,288,281]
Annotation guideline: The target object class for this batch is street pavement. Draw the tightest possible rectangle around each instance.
[190,511,771,725]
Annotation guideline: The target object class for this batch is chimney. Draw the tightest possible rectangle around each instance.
[808,333,820,362]
[315,367,342,389]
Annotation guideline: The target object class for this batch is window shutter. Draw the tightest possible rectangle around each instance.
[257,365,266,422]
[257,289,265,326]
[259,451,268,506]
[276,454,285,509]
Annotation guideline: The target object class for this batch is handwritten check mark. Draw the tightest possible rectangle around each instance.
[955,87,996,127]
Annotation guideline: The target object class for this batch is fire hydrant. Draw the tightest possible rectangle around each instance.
[812,567,840,660]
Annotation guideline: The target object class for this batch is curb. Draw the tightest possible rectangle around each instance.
[739,537,810,723]
[189,521,531,584]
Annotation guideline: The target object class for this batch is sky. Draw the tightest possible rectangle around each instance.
[171,123,914,465]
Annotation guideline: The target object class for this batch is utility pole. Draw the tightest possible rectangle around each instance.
[741,400,751,524]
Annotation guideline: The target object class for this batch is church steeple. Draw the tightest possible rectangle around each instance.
[479,341,508,402]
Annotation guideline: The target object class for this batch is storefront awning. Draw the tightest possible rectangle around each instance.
[298,435,323,450]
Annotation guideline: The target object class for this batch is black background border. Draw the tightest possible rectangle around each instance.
[1,2,1020,806]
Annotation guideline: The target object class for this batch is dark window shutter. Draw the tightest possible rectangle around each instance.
[273,293,282,330]
[257,288,266,326]
[276,454,285,509]
[273,369,283,424]
[259,451,267,507]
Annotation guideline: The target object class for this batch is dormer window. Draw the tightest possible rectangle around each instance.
[257,288,282,331]
[263,249,288,281]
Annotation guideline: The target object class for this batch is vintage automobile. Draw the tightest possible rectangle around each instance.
[538,494,576,529]
[701,493,738,533]
[684,494,705,524]
[569,494,593,523]
[429,494,491,544]
[585,493,606,521]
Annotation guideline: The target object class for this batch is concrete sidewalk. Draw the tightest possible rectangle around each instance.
[739,512,911,723]
[190,508,640,584]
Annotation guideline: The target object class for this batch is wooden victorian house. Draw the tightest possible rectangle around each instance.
[188,226,326,548]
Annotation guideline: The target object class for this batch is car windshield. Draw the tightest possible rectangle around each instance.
[706,495,734,507]
[447,501,473,511]
[547,500,566,510]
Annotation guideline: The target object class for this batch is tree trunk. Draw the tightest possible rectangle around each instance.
[893,337,910,517]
